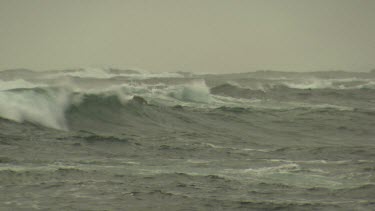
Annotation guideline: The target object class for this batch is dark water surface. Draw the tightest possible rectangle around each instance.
[0,69,375,210]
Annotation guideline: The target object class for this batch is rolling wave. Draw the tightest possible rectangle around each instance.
[0,68,374,131]
[1,84,369,131]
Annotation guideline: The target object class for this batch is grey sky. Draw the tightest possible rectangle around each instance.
[0,0,374,73]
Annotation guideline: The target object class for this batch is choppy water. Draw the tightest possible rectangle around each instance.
[0,68,375,210]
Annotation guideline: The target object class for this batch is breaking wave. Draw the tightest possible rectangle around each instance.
[0,87,73,130]
[1,68,374,130]
[0,84,369,131]
[169,80,211,103]
[0,80,213,130]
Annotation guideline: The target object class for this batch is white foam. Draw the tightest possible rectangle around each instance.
[0,88,74,130]
[169,80,212,103]
[43,67,185,80]
[242,163,301,174]
[286,102,354,111]
[58,67,113,79]
[282,78,375,90]
[282,79,335,89]
[0,79,47,91]
[357,80,375,89]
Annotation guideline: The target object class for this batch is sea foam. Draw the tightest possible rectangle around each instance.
[169,80,211,103]
[0,88,73,130]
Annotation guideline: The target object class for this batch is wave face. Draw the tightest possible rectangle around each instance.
[1,68,375,210]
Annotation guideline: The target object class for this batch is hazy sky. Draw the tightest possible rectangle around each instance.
[0,0,374,73]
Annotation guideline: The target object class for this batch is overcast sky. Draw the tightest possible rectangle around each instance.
[0,0,374,73]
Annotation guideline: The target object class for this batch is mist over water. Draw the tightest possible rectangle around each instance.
[1,68,375,210]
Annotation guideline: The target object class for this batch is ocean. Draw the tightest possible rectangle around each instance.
[0,68,374,210]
